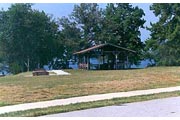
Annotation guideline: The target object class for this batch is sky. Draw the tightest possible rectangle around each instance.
[0,3,159,41]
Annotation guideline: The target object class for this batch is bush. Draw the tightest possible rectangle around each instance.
[9,62,21,74]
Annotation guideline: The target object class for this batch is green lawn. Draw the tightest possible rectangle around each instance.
[1,67,180,106]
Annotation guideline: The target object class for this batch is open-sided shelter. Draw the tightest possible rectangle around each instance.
[73,43,136,70]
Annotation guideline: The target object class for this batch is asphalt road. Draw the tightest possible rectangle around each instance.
[43,96,180,117]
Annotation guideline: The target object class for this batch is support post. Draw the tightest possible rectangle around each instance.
[102,55,105,64]
[126,56,129,69]
[87,54,90,70]
[98,54,101,70]
[115,53,118,70]
[78,55,81,69]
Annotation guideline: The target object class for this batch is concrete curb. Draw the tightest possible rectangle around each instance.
[1,86,180,114]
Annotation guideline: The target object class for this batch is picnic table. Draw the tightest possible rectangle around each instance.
[32,69,49,76]
[0,74,5,77]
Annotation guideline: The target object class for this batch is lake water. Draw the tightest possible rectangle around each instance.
[69,59,152,69]
[0,59,151,75]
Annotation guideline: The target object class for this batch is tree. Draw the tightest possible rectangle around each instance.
[71,3,103,48]
[145,3,180,66]
[0,44,8,74]
[0,4,33,73]
[70,3,146,66]
[57,17,81,68]
[102,3,146,65]
[0,4,60,73]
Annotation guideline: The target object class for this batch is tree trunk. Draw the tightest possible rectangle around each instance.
[24,57,30,72]
[66,60,69,69]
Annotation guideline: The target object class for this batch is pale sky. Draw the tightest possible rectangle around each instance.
[0,3,158,41]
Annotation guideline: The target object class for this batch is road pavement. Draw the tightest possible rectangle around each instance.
[44,96,180,117]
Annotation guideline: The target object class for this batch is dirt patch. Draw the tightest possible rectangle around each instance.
[0,85,26,104]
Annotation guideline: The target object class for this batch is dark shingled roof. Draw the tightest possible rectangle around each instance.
[73,43,136,55]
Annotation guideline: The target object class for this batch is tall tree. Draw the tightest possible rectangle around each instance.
[102,3,146,65]
[0,4,34,73]
[0,4,60,73]
[59,17,81,56]
[51,16,82,69]
[71,3,103,48]
[145,3,180,66]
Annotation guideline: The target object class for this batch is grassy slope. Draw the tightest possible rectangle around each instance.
[0,67,180,106]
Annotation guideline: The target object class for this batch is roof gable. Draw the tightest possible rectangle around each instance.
[73,43,136,55]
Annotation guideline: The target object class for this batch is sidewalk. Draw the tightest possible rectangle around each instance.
[1,86,180,114]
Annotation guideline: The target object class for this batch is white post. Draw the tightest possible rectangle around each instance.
[115,53,118,70]
[24,56,30,72]
[27,57,29,72]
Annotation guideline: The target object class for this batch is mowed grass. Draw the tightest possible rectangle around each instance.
[1,67,180,106]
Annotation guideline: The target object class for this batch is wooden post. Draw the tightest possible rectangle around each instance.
[107,55,110,70]
[89,54,91,70]
[126,56,129,68]
[78,55,81,69]
[87,54,90,70]
[98,54,101,70]
[102,55,105,65]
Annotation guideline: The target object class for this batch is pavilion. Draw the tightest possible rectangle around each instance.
[73,43,136,70]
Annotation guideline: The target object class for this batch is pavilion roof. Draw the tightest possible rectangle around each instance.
[73,43,136,55]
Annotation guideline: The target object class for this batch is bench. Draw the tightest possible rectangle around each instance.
[79,63,88,69]
[0,75,5,77]
[32,69,49,76]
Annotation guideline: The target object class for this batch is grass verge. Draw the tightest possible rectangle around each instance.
[1,67,180,106]
[1,91,180,117]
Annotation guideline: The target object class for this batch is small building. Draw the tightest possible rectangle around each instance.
[73,43,136,70]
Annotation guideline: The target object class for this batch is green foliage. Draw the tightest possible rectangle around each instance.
[146,3,180,66]
[0,3,147,72]
[70,3,145,65]
[71,3,103,48]
[9,62,21,74]
[0,4,60,73]
[56,17,81,69]
[59,17,81,53]
[102,3,146,65]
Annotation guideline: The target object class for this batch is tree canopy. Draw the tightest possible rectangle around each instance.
[0,3,60,73]
[71,3,103,48]
[71,3,145,65]
[102,3,146,65]
[0,3,147,73]
[145,3,180,66]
